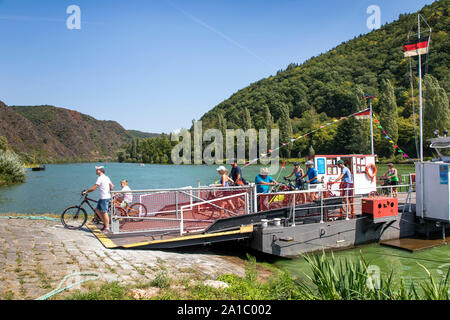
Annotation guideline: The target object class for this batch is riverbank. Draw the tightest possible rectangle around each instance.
[1,215,448,300]
[0,216,255,300]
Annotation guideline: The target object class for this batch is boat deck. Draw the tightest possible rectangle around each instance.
[380,236,448,252]
[87,190,416,250]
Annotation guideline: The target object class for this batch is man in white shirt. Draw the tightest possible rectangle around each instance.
[83,166,114,233]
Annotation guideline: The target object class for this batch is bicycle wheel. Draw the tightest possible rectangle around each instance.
[61,206,87,229]
[127,203,147,222]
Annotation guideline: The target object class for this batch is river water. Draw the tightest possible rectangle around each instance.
[0,163,448,285]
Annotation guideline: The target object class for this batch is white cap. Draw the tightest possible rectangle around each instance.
[216,165,227,172]
[305,160,314,165]
[260,167,269,175]
[95,166,105,173]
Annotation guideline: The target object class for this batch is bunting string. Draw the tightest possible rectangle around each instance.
[372,116,415,163]
[243,108,370,167]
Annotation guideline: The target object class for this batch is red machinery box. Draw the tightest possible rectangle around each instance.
[361,197,398,219]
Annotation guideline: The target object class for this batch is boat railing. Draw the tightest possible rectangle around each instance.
[109,185,256,235]
[256,182,415,223]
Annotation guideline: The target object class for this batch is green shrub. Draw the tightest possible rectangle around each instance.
[0,150,26,186]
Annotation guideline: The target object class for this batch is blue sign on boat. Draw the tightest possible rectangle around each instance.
[317,158,326,175]
[440,165,448,185]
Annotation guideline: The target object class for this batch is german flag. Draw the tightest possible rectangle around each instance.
[403,36,430,57]
[354,108,371,120]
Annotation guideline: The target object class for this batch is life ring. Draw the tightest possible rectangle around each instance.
[365,164,377,182]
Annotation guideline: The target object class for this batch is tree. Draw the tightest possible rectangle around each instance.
[278,103,293,158]
[423,74,449,144]
[243,107,252,130]
[263,104,273,130]
[334,86,370,154]
[377,79,398,158]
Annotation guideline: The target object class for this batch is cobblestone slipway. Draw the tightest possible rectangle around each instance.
[0,219,245,299]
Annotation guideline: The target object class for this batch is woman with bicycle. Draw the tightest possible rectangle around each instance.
[215,166,238,212]
[284,162,306,203]
[381,163,399,198]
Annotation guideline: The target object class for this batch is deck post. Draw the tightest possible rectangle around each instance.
[320,191,324,223]
[292,194,296,226]
[345,187,349,220]
[180,207,184,236]
[175,191,179,219]
[252,184,257,213]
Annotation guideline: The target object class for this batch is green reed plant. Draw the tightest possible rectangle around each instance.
[296,251,449,300]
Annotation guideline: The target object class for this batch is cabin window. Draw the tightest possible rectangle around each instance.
[355,157,366,174]
[326,158,339,175]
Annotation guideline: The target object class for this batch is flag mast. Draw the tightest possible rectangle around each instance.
[402,13,431,219]
[370,97,374,155]
[418,14,424,165]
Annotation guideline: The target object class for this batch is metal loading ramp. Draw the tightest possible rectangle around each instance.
[86,222,254,249]
[87,185,257,249]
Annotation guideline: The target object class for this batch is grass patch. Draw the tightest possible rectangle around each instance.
[63,252,449,300]
[66,281,132,300]
[1,290,15,300]
[150,271,171,289]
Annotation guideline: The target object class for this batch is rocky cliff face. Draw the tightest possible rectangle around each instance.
[0,101,134,162]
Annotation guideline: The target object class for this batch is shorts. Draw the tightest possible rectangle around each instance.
[96,198,110,212]
[295,181,305,190]
[340,182,354,197]
[389,181,398,186]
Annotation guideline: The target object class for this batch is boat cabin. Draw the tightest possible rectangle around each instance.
[307,154,377,195]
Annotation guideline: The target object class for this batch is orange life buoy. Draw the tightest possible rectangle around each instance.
[365,163,377,182]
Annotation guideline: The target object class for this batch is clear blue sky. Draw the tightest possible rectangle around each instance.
[0,0,435,133]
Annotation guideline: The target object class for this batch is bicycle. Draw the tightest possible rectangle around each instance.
[110,198,148,224]
[60,191,101,230]
[377,177,391,196]
[61,191,149,230]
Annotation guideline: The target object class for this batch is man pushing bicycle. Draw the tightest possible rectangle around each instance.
[82,166,114,234]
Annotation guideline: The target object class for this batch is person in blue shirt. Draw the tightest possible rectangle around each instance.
[335,160,353,184]
[255,167,279,211]
[255,167,278,194]
[302,161,318,184]
[334,159,354,217]
[300,160,319,201]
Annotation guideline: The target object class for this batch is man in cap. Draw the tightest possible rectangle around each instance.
[83,166,114,233]
[230,159,246,186]
[334,159,354,217]
[255,167,278,194]
[255,167,279,211]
